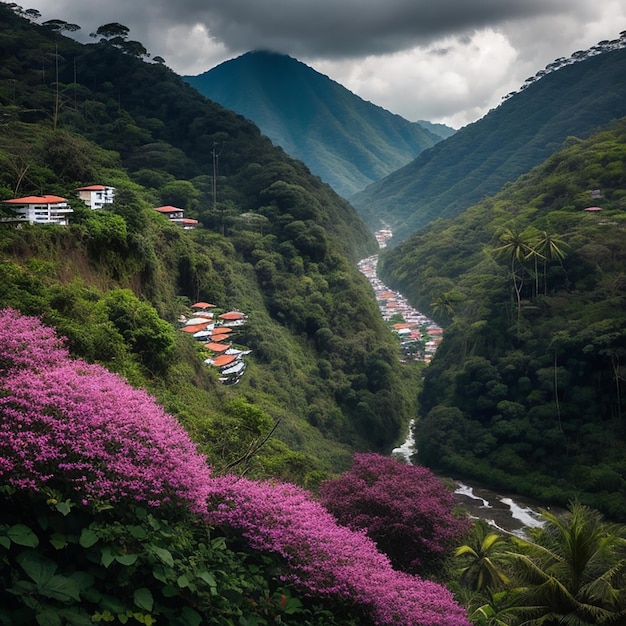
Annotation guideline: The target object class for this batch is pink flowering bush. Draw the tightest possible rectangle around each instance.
[0,308,212,511]
[0,309,470,624]
[206,476,470,626]
[319,453,471,575]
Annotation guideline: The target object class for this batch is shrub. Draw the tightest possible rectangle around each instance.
[319,453,471,576]
[206,476,469,626]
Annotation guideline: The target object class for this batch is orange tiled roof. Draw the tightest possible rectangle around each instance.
[154,205,183,213]
[191,302,216,309]
[75,185,106,191]
[206,342,229,352]
[211,354,237,368]
[180,323,209,333]
[2,195,67,204]
[219,311,246,320]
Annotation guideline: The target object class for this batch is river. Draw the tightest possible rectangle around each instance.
[389,423,549,536]
[360,244,555,536]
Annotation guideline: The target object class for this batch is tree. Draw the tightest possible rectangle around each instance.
[534,230,567,294]
[319,453,470,576]
[42,19,80,33]
[507,502,626,624]
[455,520,511,595]
[493,227,539,331]
[91,22,130,41]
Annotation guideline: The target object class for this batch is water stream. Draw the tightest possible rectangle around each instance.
[361,239,553,535]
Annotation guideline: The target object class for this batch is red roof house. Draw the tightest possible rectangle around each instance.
[1,195,72,225]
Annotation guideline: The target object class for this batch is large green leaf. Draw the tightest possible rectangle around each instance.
[7,524,39,547]
[36,608,62,626]
[150,545,174,567]
[133,587,153,611]
[179,606,202,626]
[79,528,99,548]
[16,551,56,583]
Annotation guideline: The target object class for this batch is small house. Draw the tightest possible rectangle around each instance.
[1,195,73,225]
[75,185,115,210]
[154,205,198,229]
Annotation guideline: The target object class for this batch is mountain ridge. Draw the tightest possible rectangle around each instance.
[351,42,626,241]
[184,51,452,197]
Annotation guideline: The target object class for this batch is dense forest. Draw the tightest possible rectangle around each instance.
[379,118,626,519]
[351,34,626,242]
[0,2,417,484]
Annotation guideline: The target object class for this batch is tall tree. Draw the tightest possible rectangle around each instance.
[534,230,567,294]
[493,227,537,332]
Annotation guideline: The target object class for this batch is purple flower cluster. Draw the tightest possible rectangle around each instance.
[0,308,212,511]
[206,476,470,626]
[319,453,471,573]
[0,309,469,624]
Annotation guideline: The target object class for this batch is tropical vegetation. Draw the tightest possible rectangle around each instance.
[452,503,626,625]
[0,308,469,625]
[379,118,626,518]
[0,1,416,485]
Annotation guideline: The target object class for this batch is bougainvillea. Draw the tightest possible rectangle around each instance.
[0,308,212,512]
[319,453,471,575]
[206,476,470,626]
[0,309,470,625]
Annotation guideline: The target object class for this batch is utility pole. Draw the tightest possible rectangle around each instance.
[212,144,223,235]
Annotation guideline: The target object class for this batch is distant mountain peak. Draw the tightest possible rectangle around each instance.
[185,52,453,197]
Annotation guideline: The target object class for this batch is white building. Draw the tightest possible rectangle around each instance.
[75,185,115,210]
[154,205,198,229]
[1,195,73,225]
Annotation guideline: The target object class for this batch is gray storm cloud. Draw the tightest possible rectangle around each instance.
[143,0,573,57]
[24,0,624,126]
[36,0,572,58]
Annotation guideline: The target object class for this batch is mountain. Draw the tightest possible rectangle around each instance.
[184,51,450,197]
[0,4,416,480]
[351,40,626,242]
[377,117,626,519]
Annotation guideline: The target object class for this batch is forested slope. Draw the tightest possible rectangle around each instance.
[185,51,446,198]
[378,118,626,519]
[352,37,626,242]
[0,4,416,483]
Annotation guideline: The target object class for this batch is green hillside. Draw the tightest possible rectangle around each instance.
[185,51,448,197]
[352,38,626,242]
[378,118,626,519]
[0,5,416,484]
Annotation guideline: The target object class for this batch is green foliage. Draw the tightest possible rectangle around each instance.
[0,2,415,484]
[0,489,362,626]
[381,119,626,518]
[457,503,626,625]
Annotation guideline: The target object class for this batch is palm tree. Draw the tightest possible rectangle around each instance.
[493,228,538,332]
[507,502,626,624]
[430,292,455,323]
[456,520,511,595]
[534,231,567,295]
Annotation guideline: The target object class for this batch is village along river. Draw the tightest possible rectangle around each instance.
[359,237,555,536]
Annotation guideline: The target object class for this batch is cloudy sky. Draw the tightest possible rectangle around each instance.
[24,0,626,128]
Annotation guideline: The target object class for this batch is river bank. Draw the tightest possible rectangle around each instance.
[361,239,556,535]
[391,427,551,535]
